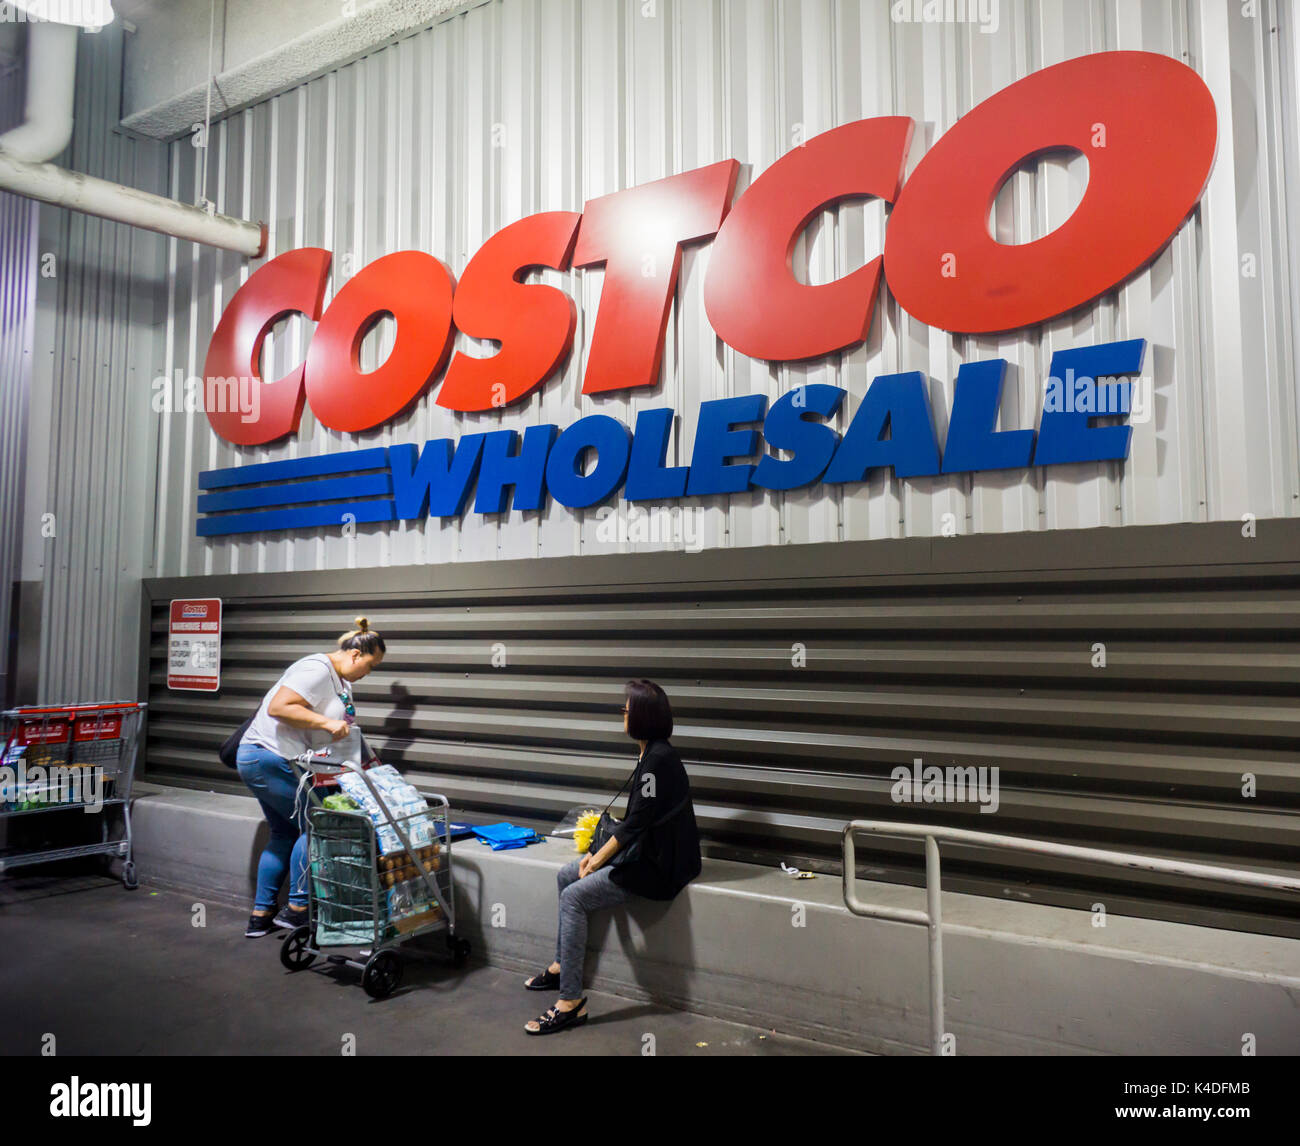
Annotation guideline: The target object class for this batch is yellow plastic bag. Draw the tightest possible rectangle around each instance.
[573,810,601,854]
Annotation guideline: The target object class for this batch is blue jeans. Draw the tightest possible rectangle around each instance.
[236,743,308,911]
[554,859,636,1000]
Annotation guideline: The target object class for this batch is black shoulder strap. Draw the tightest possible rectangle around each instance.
[599,761,639,818]
[600,745,691,825]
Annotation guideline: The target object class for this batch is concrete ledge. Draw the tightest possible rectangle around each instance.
[130,783,269,906]
[130,784,1300,1055]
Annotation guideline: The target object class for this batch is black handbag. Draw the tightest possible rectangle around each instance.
[588,762,691,865]
[218,715,255,769]
[589,769,638,864]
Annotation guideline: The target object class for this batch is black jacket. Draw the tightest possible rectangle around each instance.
[608,739,701,900]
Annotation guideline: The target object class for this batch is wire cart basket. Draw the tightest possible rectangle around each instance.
[0,702,147,889]
[280,750,471,998]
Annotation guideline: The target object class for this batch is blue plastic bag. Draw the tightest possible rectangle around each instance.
[471,822,540,851]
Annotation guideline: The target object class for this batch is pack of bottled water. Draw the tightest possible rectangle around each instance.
[337,764,434,855]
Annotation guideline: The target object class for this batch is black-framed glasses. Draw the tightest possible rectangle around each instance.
[338,691,356,722]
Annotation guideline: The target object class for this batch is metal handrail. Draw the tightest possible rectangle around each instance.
[841,820,1300,1056]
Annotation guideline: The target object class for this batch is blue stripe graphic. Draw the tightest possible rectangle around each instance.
[196,500,397,537]
[197,473,393,513]
[198,448,390,490]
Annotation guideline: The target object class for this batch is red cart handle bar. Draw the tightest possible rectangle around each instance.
[4,702,148,716]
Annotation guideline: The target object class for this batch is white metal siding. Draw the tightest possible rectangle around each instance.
[24,26,170,702]
[148,0,1300,578]
[21,0,1300,697]
[0,61,37,706]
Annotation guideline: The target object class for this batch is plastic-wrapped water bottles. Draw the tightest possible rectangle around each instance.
[337,765,435,855]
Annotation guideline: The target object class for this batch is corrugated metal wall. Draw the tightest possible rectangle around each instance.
[146,0,1300,578]
[22,2,1300,699]
[0,60,37,707]
[143,520,1300,938]
[25,23,170,703]
[16,3,1300,937]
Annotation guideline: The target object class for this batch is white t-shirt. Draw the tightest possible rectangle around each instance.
[243,654,363,765]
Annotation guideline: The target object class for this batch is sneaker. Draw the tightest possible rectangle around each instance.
[273,904,310,930]
[245,912,275,938]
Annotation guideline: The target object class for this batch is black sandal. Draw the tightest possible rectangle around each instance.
[524,967,561,991]
[524,999,589,1035]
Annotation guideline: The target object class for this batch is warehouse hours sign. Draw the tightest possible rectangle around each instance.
[167,599,222,691]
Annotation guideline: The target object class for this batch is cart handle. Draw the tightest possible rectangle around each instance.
[293,751,449,806]
[3,702,147,717]
[293,748,344,775]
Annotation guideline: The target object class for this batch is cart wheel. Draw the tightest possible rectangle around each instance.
[121,861,139,891]
[448,935,471,967]
[280,925,317,971]
[362,950,403,999]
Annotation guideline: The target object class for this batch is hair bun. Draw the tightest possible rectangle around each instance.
[337,617,384,654]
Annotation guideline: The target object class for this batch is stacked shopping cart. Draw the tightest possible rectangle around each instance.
[0,702,147,888]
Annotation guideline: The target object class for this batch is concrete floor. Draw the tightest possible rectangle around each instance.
[0,869,854,1057]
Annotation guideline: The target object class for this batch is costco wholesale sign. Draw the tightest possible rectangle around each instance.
[195,52,1216,539]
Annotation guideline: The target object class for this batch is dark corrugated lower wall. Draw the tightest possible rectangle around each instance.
[142,521,1300,938]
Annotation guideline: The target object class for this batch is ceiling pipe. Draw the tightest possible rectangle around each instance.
[0,151,268,257]
[0,21,77,162]
[0,18,267,259]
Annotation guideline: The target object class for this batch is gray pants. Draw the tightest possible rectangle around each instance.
[554,858,635,999]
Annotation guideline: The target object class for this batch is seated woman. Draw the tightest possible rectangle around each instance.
[524,679,701,1035]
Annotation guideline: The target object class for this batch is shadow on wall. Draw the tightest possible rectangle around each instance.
[375,682,416,765]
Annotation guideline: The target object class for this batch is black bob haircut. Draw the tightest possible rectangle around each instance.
[624,679,673,742]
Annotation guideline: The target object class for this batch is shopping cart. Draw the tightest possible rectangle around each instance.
[0,702,147,889]
[279,749,471,998]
